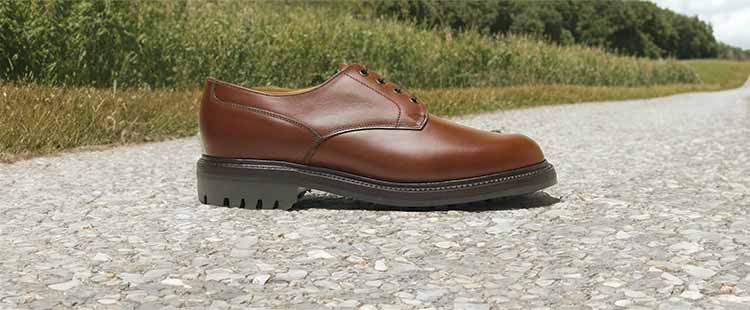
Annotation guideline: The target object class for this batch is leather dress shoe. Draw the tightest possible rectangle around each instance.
[197,64,556,209]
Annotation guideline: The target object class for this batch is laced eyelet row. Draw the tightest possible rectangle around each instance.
[359,67,417,104]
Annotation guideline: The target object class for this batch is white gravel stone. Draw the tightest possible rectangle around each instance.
[125,291,147,302]
[205,268,239,281]
[485,225,512,234]
[48,279,79,291]
[416,288,447,302]
[661,272,684,285]
[235,236,258,248]
[683,265,716,279]
[229,248,252,258]
[615,231,633,240]
[668,242,703,254]
[119,272,144,285]
[338,299,360,308]
[252,274,271,285]
[454,302,490,310]
[307,249,335,259]
[435,241,459,249]
[91,253,111,262]
[374,259,388,271]
[680,290,703,300]
[614,299,632,307]
[716,295,750,303]
[314,280,342,290]
[161,278,189,288]
[283,232,300,239]
[275,269,308,281]
[603,279,625,288]
[256,263,276,272]
[536,279,555,287]
[485,218,516,234]
[629,214,651,220]
[595,198,628,207]
[209,300,229,309]
[143,269,170,282]
[624,289,648,298]
[97,298,118,305]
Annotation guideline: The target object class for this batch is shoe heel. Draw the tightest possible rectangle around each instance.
[197,174,303,210]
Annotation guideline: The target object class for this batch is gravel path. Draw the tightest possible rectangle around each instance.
[2,85,749,310]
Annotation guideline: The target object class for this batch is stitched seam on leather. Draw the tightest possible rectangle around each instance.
[323,123,402,138]
[303,123,406,164]
[323,121,399,137]
[306,113,428,163]
[201,160,551,192]
[418,109,428,128]
[211,84,322,139]
[302,139,325,164]
[343,72,402,128]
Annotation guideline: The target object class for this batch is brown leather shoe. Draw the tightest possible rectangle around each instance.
[197,64,556,209]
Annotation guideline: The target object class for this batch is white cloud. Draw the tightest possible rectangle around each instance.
[650,0,750,49]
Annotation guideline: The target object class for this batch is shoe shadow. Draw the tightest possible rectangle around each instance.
[292,191,560,212]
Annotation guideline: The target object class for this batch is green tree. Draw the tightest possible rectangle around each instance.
[373,0,724,59]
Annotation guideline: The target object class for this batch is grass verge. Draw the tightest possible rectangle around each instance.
[424,83,734,116]
[683,60,750,88]
[0,84,200,162]
[3,60,747,162]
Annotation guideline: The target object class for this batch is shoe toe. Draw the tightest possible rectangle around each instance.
[489,133,546,171]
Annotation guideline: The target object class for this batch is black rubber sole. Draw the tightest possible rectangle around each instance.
[196,155,557,210]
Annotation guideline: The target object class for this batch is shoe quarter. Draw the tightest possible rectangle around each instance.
[211,69,427,139]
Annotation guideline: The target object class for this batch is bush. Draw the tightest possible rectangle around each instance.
[0,0,699,88]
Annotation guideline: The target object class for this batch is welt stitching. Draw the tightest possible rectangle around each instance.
[297,168,547,192]
[202,160,550,192]
[211,84,322,139]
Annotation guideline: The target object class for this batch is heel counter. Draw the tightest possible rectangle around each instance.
[197,78,319,162]
[199,79,215,154]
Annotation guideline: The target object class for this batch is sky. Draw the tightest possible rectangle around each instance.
[650,0,750,49]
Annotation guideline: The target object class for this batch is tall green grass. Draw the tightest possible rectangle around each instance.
[1,0,698,89]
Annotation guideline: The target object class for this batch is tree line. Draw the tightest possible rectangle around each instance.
[371,0,750,60]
